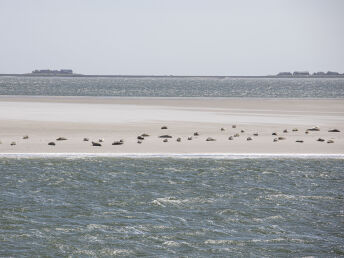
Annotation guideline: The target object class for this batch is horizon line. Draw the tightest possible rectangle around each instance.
[0,73,344,78]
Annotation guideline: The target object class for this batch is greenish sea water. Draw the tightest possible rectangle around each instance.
[0,157,343,257]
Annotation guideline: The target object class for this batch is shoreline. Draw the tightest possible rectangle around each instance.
[1,153,343,159]
[1,95,344,100]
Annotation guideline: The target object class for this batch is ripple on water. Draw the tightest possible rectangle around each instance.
[0,77,344,97]
[0,157,343,256]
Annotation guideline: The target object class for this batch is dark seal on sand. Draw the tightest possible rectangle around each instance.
[92,141,102,146]
[159,135,172,138]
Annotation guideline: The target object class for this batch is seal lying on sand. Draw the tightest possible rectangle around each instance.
[92,141,102,146]
[159,135,172,138]
[307,126,320,131]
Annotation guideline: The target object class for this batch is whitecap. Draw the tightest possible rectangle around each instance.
[100,248,133,256]
[163,241,180,247]
[151,199,165,207]
[155,197,182,205]
[205,239,237,245]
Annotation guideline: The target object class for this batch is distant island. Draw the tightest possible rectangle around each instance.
[31,69,75,75]
[0,69,343,78]
[276,71,343,77]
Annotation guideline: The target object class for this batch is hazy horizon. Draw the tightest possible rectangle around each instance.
[1,0,343,76]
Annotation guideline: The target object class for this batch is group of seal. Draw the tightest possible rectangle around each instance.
[2,126,340,147]
[270,127,339,143]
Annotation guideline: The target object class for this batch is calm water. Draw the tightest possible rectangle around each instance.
[0,157,343,256]
[1,76,344,97]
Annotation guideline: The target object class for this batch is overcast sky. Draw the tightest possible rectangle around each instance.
[0,0,343,75]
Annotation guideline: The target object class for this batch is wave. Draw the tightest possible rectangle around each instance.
[0,153,343,159]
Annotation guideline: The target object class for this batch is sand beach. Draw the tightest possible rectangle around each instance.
[0,96,343,154]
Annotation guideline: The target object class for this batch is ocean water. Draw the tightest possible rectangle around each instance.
[1,157,343,257]
[1,76,344,97]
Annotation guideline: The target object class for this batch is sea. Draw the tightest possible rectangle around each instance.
[0,76,344,98]
[0,76,343,257]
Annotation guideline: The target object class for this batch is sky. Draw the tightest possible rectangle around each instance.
[0,0,343,75]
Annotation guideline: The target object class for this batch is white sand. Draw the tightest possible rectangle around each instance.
[0,96,343,154]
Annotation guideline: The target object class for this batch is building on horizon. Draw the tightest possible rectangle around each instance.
[277,72,292,76]
[32,69,73,75]
[313,71,326,76]
[326,71,340,75]
[60,69,73,74]
[293,71,310,76]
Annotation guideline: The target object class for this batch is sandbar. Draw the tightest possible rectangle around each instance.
[0,96,343,154]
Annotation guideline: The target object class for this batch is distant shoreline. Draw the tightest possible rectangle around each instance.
[0,74,344,78]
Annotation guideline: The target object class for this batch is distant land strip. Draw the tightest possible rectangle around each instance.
[0,74,344,78]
